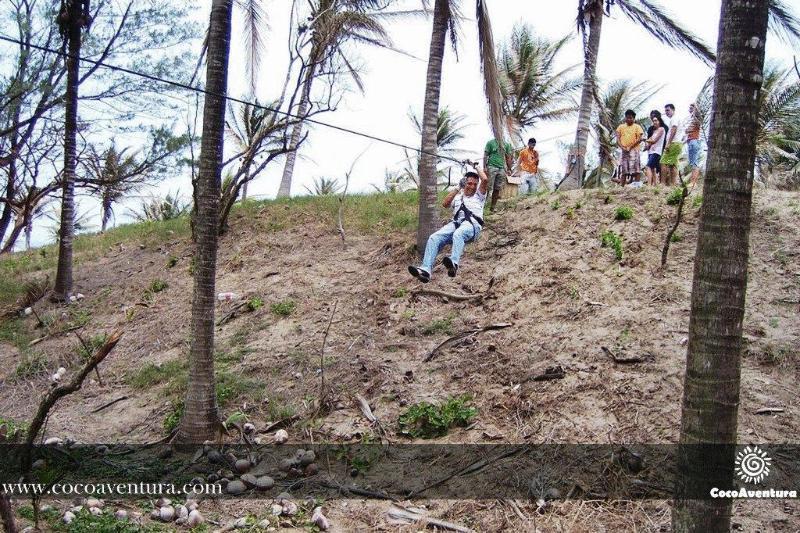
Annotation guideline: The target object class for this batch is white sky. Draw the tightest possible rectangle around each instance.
[21,0,799,247]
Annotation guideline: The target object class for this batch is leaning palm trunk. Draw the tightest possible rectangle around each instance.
[277,62,317,198]
[53,20,82,301]
[476,0,505,164]
[416,0,449,254]
[562,2,603,190]
[672,1,770,531]
[177,0,232,443]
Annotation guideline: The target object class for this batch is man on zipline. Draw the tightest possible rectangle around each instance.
[408,162,488,283]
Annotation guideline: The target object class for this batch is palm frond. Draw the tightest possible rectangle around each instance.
[476,0,506,153]
[236,0,268,95]
[768,0,800,44]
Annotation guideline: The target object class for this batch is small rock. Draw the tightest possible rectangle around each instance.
[185,499,199,511]
[63,511,75,524]
[40,505,52,512]
[270,503,283,516]
[274,429,289,444]
[86,497,104,509]
[175,517,187,525]
[43,437,62,445]
[220,469,235,480]
[299,450,315,466]
[51,373,61,383]
[255,476,274,490]
[281,501,298,516]
[257,519,271,528]
[177,505,188,520]
[57,367,66,376]
[69,295,78,302]
[250,461,270,476]
[226,479,247,495]
[76,293,85,300]
[312,507,330,530]
[232,517,248,528]
[207,449,223,463]
[240,473,258,487]
[253,437,263,444]
[235,458,251,474]
[70,506,83,513]
[31,459,45,470]
[150,509,160,520]
[276,492,292,501]
[304,463,319,476]
[155,497,172,508]
[243,422,255,434]
[114,509,128,520]
[23,307,33,316]
[278,458,296,472]
[159,505,175,522]
[186,509,204,527]
[89,506,103,516]
[188,476,204,486]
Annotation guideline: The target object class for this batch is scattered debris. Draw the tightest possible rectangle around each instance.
[529,365,566,382]
[755,407,785,415]
[387,505,474,533]
[601,346,643,364]
[312,507,330,530]
[424,323,513,362]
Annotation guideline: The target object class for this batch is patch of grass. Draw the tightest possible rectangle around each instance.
[76,333,108,360]
[764,206,778,217]
[398,395,477,439]
[246,296,264,311]
[0,416,27,440]
[143,279,168,302]
[166,255,179,268]
[614,205,634,221]
[666,187,683,206]
[126,359,186,389]
[0,317,32,352]
[267,396,297,421]
[14,352,48,380]
[421,316,454,336]
[670,232,684,243]
[67,309,92,329]
[391,287,408,298]
[692,194,703,208]
[163,400,184,434]
[271,299,296,317]
[600,230,624,261]
[769,317,779,328]
[565,207,575,219]
[550,198,562,210]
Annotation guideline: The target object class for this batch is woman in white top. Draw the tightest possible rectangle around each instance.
[643,112,668,185]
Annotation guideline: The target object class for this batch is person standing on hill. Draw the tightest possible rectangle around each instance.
[408,163,488,283]
[660,103,682,186]
[685,102,703,187]
[483,136,513,211]
[643,111,668,185]
[514,137,543,194]
[615,109,645,187]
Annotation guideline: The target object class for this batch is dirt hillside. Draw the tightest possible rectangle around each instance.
[1,187,798,531]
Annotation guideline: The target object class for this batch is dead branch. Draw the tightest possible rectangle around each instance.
[424,323,512,362]
[601,346,643,364]
[387,506,475,533]
[90,396,128,414]
[316,301,338,415]
[661,175,689,269]
[0,493,17,533]
[412,278,495,303]
[257,414,301,434]
[754,407,784,415]
[216,300,249,326]
[22,331,123,472]
[525,365,566,382]
[355,394,388,441]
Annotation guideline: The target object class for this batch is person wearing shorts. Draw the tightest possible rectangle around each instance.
[660,103,682,186]
[615,109,645,186]
[685,103,703,186]
[643,111,668,186]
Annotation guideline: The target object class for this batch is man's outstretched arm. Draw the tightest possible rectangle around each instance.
[442,187,460,208]
[477,166,489,195]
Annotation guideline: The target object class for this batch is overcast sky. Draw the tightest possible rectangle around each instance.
[23,0,799,247]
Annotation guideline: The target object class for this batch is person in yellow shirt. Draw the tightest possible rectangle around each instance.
[615,109,645,186]
[514,138,545,194]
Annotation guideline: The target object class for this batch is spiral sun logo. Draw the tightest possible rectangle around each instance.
[735,446,772,484]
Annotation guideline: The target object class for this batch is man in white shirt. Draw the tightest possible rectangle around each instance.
[660,103,682,185]
[409,163,488,282]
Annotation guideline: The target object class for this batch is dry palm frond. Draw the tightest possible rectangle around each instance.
[476,0,506,156]
[768,0,800,44]
[236,0,268,95]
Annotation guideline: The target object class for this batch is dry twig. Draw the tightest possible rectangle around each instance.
[424,322,512,362]
[601,346,643,364]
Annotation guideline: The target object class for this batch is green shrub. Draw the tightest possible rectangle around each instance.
[14,352,48,380]
[127,360,186,389]
[692,194,703,208]
[670,232,684,243]
[421,316,453,336]
[601,230,624,261]
[149,279,168,293]
[246,297,264,311]
[398,395,477,439]
[666,187,683,206]
[614,205,634,221]
[163,401,184,433]
[166,256,179,268]
[391,287,408,298]
[270,299,296,317]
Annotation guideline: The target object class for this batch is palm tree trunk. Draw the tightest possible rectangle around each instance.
[416,0,449,255]
[177,0,232,443]
[277,63,316,198]
[672,1,770,531]
[101,193,111,233]
[562,2,603,190]
[52,22,82,301]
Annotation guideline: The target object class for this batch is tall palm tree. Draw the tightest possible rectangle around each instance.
[498,25,581,140]
[52,0,91,301]
[584,79,660,186]
[696,63,800,179]
[672,1,772,530]
[416,0,505,253]
[560,0,715,191]
[277,0,401,198]
[177,0,232,444]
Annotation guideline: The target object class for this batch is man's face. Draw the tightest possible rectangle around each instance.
[625,115,635,125]
[528,141,536,150]
[665,107,674,118]
[464,177,479,196]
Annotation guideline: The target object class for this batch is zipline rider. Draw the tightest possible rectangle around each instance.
[409,162,488,283]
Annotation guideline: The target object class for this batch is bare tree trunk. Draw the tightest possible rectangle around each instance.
[177,0,232,443]
[0,492,17,533]
[0,166,15,247]
[277,63,316,198]
[53,23,82,301]
[1,219,25,255]
[24,214,32,250]
[240,177,248,201]
[561,2,603,190]
[416,0,449,256]
[672,1,770,531]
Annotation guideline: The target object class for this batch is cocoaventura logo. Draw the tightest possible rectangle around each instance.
[710,446,798,499]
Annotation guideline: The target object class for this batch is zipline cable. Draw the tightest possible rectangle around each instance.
[0,34,474,166]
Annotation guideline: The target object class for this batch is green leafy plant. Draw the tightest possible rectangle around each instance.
[246,297,264,311]
[163,400,184,433]
[670,232,684,243]
[0,417,27,440]
[422,316,454,336]
[666,187,683,206]
[166,256,179,268]
[550,198,561,210]
[601,230,624,261]
[149,279,168,293]
[614,205,634,221]
[271,299,296,317]
[692,194,703,208]
[398,395,477,438]
[391,287,408,298]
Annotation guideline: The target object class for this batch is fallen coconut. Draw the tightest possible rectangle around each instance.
[155,497,171,508]
[243,422,255,434]
[270,503,283,516]
[278,458,296,472]
[240,473,258,488]
[255,476,274,490]
[232,517,248,529]
[43,437,62,445]
[177,505,188,520]
[186,509,204,527]
[114,509,128,520]
[304,463,319,476]
[89,507,103,516]
[257,518,271,528]
[299,450,315,466]
[281,501,298,516]
[159,505,175,522]
[235,458,251,474]
[226,479,247,495]
[150,509,160,520]
[63,511,75,524]
[274,429,289,444]
[312,507,330,530]
[86,497,103,509]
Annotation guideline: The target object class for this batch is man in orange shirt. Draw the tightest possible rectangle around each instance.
[515,138,543,194]
[615,109,645,186]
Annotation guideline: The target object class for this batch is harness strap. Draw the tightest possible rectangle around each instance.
[452,202,484,230]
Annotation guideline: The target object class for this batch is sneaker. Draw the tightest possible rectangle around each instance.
[442,257,458,278]
[408,265,430,283]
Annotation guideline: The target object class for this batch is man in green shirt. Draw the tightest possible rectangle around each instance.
[483,137,513,212]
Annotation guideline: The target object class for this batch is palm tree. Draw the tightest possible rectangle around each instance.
[695,63,800,181]
[560,0,715,191]
[304,176,342,195]
[416,0,505,253]
[406,106,471,188]
[672,1,772,530]
[177,0,232,444]
[52,0,92,301]
[277,0,402,198]
[498,25,581,140]
[584,79,660,187]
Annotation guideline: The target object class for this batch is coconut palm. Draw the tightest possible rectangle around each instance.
[178,0,232,443]
[696,63,800,181]
[52,0,92,301]
[416,0,505,253]
[305,176,342,195]
[277,0,410,198]
[498,25,581,140]
[583,79,660,187]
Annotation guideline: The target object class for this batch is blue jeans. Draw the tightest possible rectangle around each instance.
[420,221,480,274]
[687,139,701,168]
[518,172,541,195]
